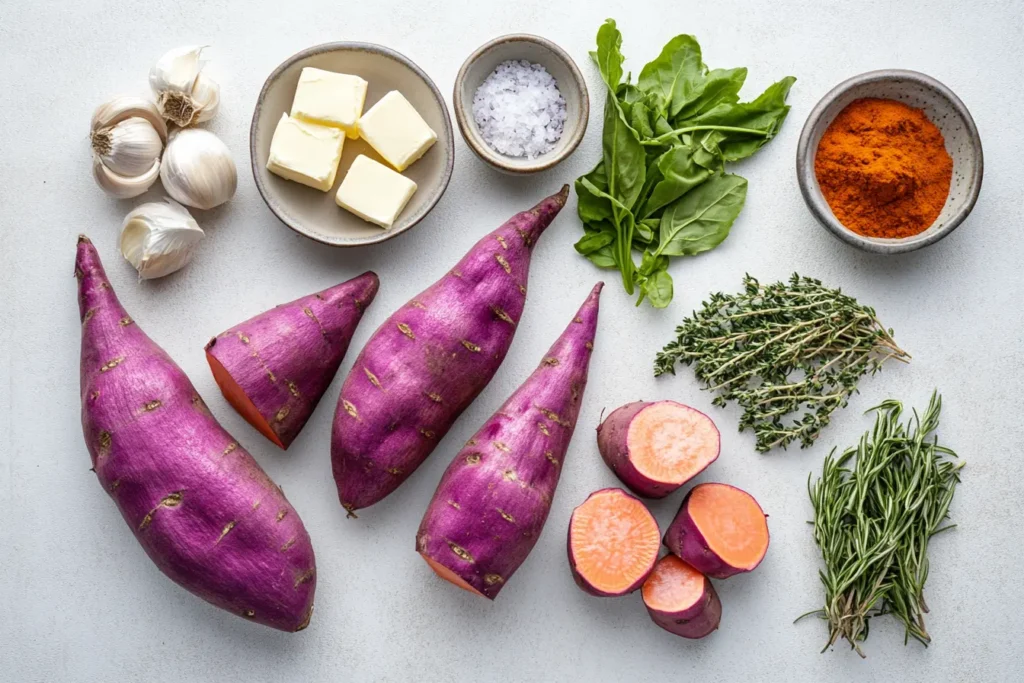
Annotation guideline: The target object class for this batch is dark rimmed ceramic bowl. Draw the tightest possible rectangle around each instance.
[251,42,454,247]
[454,34,588,174]
[796,69,983,254]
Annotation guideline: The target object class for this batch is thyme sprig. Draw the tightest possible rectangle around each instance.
[654,274,909,451]
[800,393,963,656]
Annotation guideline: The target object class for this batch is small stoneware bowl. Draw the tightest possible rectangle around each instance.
[454,34,588,174]
[251,42,454,247]
[796,69,982,254]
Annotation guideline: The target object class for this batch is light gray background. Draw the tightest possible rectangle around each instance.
[2,1,1021,681]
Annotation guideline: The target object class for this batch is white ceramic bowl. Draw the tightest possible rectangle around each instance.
[454,34,588,174]
[796,69,983,254]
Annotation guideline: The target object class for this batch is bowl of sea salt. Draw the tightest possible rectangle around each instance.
[455,34,588,174]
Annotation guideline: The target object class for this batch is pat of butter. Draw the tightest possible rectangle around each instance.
[291,67,368,138]
[336,154,418,228]
[356,91,437,171]
[266,114,345,192]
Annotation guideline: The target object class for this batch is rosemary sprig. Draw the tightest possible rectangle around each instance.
[799,393,963,657]
[654,274,909,452]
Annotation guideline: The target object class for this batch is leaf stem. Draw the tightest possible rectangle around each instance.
[640,125,771,146]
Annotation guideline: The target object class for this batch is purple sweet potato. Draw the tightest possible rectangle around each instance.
[642,554,722,639]
[76,236,315,631]
[205,272,379,449]
[664,483,769,579]
[567,488,661,597]
[597,401,720,498]
[416,283,603,599]
[331,186,569,514]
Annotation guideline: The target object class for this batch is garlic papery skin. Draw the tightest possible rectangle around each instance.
[120,198,205,279]
[91,117,163,177]
[149,45,221,127]
[160,129,237,210]
[90,96,166,198]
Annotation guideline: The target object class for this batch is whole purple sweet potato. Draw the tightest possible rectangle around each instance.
[76,236,315,631]
[416,283,603,599]
[332,186,569,514]
[205,272,379,449]
[642,554,722,639]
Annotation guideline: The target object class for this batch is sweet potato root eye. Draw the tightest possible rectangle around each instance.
[629,403,719,485]
[570,490,660,594]
[642,555,704,611]
[688,484,769,569]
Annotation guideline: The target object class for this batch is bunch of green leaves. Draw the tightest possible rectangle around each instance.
[654,274,909,451]
[575,19,796,308]
[799,393,963,657]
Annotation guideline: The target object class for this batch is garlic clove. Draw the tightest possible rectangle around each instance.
[160,129,237,210]
[91,95,167,142]
[93,157,161,199]
[120,198,205,279]
[91,117,164,177]
[150,45,221,127]
[189,72,220,124]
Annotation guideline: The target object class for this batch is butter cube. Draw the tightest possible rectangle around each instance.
[266,114,345,192]
[356,91,438,171]
[336,154,418,228]
[291,67,368,137]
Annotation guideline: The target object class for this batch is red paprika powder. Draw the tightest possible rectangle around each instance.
[814,98,953,239]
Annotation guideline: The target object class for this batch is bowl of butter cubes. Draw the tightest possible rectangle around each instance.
[251,42,455,247]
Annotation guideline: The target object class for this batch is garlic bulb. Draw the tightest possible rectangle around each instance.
[160,129,237,210]
[120,198,205,279]
[149,45,221,127]
[90,96,167,199]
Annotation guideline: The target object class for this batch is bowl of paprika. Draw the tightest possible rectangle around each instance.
[797,69,983,254]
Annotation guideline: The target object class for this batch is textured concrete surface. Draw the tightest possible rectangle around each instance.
[1,1,1021,681]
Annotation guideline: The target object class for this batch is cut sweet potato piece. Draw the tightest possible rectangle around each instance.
[642,555,721,639]
[567,488,660,596]
[208,352,285,448]
[598,401,720,498]
[664,483,769,579]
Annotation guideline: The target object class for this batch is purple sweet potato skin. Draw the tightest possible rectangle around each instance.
[645,573,722,639]
[205,272,379,449]
[332,186,569,513]
[597,401,720,499]
[664,484,768,579]
[416,283,602,599]
[76,237,316,632]
[567,488,658,597]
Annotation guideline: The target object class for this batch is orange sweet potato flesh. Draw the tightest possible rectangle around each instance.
[567,488,660,596]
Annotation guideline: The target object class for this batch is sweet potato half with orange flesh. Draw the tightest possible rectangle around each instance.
[597,401,720,498]
[205,273,379,450]
[664,483,769,579]
[567,488,660,596]
[642,555,721,639]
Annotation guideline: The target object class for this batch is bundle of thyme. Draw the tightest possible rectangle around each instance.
[800,393,963,656]
[654,274,909,451]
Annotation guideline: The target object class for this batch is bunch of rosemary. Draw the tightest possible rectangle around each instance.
[654,274,909,451]
[801,393,963,656]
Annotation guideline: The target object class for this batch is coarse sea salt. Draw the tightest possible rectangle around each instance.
[472,59,567,159]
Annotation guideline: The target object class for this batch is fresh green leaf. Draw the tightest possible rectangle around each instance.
[689,76,797,160]
[585,247,618,269]
[634,219,655,244]
[575,163,612,224]
[591,19,624,91]
[637,35,705,118]
[574,228,615,255]
[642,146,714,217]
[657,174,747,256]
[629,98,656,139]
[690,130,727,172]
[642,269,674,308]
[674,67,747,120]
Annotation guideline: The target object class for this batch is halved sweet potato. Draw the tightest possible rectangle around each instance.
[642,554,721,639]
